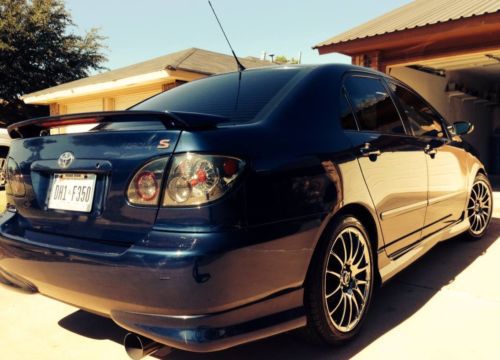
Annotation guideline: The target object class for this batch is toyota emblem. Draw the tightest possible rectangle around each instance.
[58,152,75,169]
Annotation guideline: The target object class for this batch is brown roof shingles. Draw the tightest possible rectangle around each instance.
[314,0,500,49]
[24,48,270,98]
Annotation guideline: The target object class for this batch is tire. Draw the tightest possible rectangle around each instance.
[463,173,493,240]
[303,215,375,345]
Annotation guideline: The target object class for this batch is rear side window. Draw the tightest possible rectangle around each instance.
[388,82,445,138]
[344,76,405,134]
[132,69,301,123]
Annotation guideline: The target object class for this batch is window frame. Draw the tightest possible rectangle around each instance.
[383,78,451,141]
[339,86,360,131]
[341,72,410,136]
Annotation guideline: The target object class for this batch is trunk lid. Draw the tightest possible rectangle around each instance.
[6,111,185,245]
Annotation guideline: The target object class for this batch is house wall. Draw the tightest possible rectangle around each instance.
[41,73,205,135]
[389,66,495,171]
[47,76,198,117]
[114,87,162,110]
[46,83,171,134]
[45,70,206,117]
[64,98,103,114]
[50,83,167,116]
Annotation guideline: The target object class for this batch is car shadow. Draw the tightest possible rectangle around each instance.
[58,218,499,359]
[58,310,126,345]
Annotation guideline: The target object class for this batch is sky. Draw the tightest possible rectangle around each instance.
[64,0,412,71]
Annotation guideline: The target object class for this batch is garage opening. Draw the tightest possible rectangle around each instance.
[388,50,500,174]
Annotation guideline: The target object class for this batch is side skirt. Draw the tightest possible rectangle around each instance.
[377,217,470,283]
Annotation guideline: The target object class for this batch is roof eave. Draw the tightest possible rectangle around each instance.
[22,70,172,105]
[168,66,215,76]
[315,11,500,56]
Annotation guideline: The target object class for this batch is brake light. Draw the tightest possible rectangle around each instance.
[127,158,168,206]
[40,117,99,128]
[5,158,25,197]
[223,159,238,177]
[163,153,244,206]
[134,172,158,201]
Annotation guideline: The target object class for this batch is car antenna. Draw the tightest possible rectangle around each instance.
[208,1,245,72]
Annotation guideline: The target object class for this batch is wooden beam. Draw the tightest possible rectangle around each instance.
[49,103,59,116]
[381,41,500,69]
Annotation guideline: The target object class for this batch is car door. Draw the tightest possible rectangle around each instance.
[342,74,428,258]
[387,81,468,238]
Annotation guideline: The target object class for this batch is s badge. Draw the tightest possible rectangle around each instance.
[157,139,171,149]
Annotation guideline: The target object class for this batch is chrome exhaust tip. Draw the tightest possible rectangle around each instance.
[124,333,164,360]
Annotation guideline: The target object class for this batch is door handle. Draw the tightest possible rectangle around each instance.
[360,143,381,157]
[424,144,437,157]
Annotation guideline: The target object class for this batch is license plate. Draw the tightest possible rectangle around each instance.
[48,173,97,212]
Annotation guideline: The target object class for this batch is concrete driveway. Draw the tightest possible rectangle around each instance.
[1,192,499,360]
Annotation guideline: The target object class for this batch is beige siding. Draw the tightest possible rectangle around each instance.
[53,82,172,114]
[115,89,162,110]
[103,97,115,111]
[64,99,103,114]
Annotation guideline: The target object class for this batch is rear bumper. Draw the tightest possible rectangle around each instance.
[0,210,316,352]
[111,295,305,352]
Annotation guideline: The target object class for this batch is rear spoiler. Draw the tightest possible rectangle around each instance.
[8,110,230,138]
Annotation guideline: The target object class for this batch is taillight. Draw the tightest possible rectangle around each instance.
[126,154,244,207]
[134,172,158,201]
[5,158,25,197]
[163,153,244,206]
[127,158,168,206]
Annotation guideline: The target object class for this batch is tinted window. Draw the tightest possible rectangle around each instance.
[344,76,405,134]
[132,69,301,123]
[388,82,445,138]
[339,91,357,130]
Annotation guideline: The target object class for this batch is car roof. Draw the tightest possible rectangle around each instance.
[222,63,388,79]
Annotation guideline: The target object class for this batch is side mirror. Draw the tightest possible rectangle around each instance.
[449,121,474,136]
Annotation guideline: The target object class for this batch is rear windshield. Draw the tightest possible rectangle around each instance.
[131,68,301,123]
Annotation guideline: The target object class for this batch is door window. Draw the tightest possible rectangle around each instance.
[388,82,445,138]
[344,76,405,134]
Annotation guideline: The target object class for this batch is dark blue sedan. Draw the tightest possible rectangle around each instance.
[0,64,492,357]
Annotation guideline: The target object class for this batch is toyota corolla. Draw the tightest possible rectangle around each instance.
[0,64,493,356]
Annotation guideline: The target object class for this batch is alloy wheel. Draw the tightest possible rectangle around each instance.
[467,179,492,236]
[324,226,371,333]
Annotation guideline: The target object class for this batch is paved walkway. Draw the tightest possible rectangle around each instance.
[0,193,499,360]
